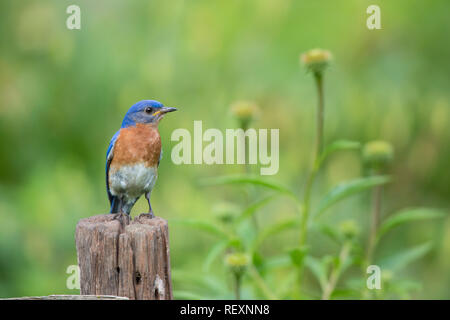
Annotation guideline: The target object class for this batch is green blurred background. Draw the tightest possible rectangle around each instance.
[0,0,449,299]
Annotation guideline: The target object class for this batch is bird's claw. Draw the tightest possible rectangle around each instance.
[138,212,155,220]
[113,212,130,227]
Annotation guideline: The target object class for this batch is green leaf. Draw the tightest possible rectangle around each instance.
[252,251,264,269]
[260,255,291,271]
[315,175,392,218]
[330,288,360,299]
[317,140,361,168]
[170,218,231,239]
[377,208,446,240]
[316,223,343,244]
[378,242,433,272]
[227,237,242,249]
[237,195,278,223]
[202,240,229,272]
[304,256,328,290]
[200,174,297,199]
[288,246,309,267]
[251,217,299,252]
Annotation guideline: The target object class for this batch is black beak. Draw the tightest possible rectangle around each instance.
[160,106,178,114]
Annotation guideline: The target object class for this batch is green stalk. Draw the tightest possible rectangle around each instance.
[299,167,317,246]
[233,272,242,300]
[314,72,324,156]
[297,71,325,292]
[367,184,382,265]
[363,173,382,299]
[300,71,325,246]
[322,241,351,300]
[241,120,259,231]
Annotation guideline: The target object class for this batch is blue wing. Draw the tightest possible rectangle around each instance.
[106,130,120,211]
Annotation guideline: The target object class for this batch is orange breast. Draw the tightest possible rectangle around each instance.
[110,123,161,168]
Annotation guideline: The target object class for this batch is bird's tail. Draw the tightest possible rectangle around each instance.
[110,196,120,213]
[110,196,136,215]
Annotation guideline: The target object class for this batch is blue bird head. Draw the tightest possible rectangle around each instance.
[121,100,177,128]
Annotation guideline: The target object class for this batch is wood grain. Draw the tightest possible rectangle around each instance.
[75,214,172,300]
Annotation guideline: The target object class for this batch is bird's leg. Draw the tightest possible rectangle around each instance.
[140,192,154,219]
[113,197,130,227]
[118,196,124,214]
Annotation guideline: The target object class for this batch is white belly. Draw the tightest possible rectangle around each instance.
[109,163,158,199]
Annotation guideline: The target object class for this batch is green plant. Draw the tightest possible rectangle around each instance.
[224,252,250,299]
[171,50,447,300]
[363,140,394,265]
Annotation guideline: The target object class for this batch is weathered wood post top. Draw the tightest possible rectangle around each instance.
[75,214,172,300]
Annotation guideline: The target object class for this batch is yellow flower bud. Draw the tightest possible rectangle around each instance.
[225,252,250,268]
[230,101,260,128]
[363,140,394,170]
[339,220,359,239]
[300,49,332,74]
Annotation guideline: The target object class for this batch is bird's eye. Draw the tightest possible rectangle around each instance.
[145,107,153,114]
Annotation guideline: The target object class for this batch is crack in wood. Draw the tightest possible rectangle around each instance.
[75,214,172,300]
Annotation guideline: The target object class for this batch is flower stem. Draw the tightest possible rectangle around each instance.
[367,184,382,264]
[241,120,259,231]
[297,71,325,293]
[314,71,324,157]
[362,183,382,299]
[322,241,351,300]
[299,167,317,246]
[299,71,325,246]
[233,272,242,300]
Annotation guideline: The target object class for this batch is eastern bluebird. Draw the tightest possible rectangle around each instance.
[106,100,177,216]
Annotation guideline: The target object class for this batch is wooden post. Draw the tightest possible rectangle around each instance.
[75,214,173,300]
